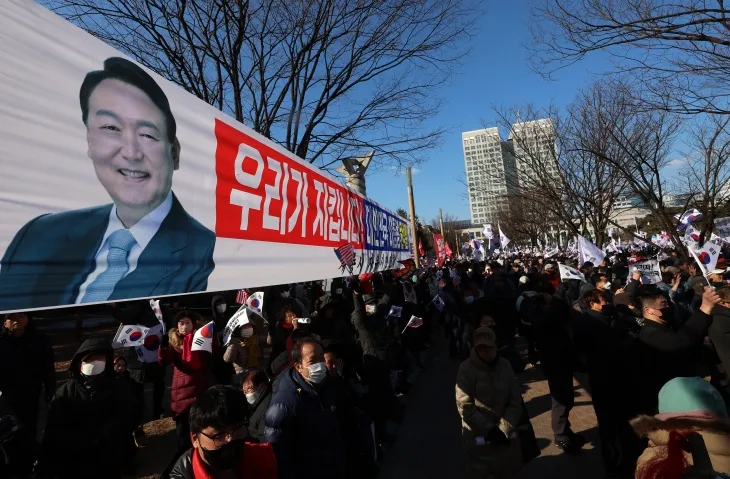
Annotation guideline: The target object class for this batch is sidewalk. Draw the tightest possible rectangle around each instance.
[377,334,605,479]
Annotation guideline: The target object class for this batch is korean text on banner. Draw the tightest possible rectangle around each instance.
[628,259,662,284]
[433,234,446,267]
[0,1,412,314]
[222,306,250,347]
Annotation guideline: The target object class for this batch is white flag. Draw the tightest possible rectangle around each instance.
[191,321,215,353]
[149,299,165,333]
[689,241,721,277]
[628,259,662,284]
[715,217,730,239]
[222,306,251,347]
[577,236,606,266]
[401,315,424,333]
[134,324,164,363]
[388,305,403,317]
[112,324,150,348]
[403,282,418,304]
[558,263,586,282]
[433,295,445,312]
[499,225,510,249]
[483,224,494,239]
[246,292,265,317]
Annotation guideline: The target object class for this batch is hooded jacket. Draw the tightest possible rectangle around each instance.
[632,415,730,475]
[39,338,131,479]
[264,368,347,479]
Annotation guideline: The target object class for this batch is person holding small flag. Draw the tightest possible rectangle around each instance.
[159,311,214,451]
[223,323,260,376]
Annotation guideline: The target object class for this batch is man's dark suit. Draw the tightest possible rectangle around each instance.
[0,194,215,311]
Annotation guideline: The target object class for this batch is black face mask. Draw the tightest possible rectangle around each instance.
[657,306,674,323]
[201,438,244,471]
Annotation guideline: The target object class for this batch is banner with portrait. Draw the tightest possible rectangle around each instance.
[0,1,412,313]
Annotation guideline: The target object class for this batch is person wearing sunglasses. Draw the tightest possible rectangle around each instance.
[168,385,277,479]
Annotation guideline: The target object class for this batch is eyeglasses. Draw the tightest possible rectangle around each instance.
[199,422,248,448]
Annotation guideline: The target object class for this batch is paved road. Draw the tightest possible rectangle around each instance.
[378,334,606,479]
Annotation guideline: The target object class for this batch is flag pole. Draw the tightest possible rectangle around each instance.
[407,167,421,269]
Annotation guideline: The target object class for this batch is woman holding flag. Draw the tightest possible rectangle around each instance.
[159,311,214,451]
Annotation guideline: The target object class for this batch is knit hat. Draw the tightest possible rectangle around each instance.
[656,377,728,423]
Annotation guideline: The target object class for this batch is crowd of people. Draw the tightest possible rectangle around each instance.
[1,250,730,479]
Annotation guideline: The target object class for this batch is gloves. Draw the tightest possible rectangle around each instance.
[160,334,170,348]
[486,427,509,446]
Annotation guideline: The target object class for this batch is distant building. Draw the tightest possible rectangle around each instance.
[462,128,517,225]
[508,119,560,188]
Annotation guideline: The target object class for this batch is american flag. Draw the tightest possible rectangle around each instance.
[236,289,249,305]
[334,243,356,268]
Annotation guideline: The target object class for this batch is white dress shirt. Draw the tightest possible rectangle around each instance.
[75,192,173,303]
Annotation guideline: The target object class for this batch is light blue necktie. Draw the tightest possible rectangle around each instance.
[81,229,137,303]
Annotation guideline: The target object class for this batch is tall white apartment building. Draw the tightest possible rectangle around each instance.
[462,128,517,225]
[508,119,559,188]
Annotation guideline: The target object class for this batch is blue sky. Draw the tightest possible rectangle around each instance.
[363,1,682,223]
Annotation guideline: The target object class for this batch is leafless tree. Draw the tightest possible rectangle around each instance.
[680,114,730,243]
[47,0,479,171]
[531,0,730,115]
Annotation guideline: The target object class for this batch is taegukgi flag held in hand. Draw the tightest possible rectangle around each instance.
[558,263,586,282]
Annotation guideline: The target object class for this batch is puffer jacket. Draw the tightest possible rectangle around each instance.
[39,339,131,479]
[169,441,277,479]
[223,337,260,375]
[455,349,523,479]
[632,415,730,475]
[158,331,210,416]
[248,388,273,443]
[264,368,347,479]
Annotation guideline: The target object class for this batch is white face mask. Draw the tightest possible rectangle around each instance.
[80,360,106,376]
[281,291,290,299]
[306,362,327,384]
[602,282,612,290]
[335,288,343,295]
[246,391,261,405]
[216,304,227,313]
[240,327,254,338]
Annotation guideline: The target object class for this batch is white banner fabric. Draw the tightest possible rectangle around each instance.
[0,1,412,313]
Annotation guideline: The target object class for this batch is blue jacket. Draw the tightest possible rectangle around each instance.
[264,367,347,479]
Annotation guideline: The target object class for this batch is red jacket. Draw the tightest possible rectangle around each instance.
[168,442,278,479]
[158,332,210,416]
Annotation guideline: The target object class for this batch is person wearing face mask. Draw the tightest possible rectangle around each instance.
[159,311,213,451]
[241,370,272,443]
[38,338,132,479]
[169,385,277,479]
[456,327,523,479]
[224,324,261,376]
[631,284,720,417]
[574,290,644,475]
[210,295,232,331]
[264,337,349,479]
[113,356,144,470]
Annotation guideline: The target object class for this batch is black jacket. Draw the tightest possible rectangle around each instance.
[0,323,55,422]
[248,388,273,443]
[351,294,379,358]
[710,305,730,388]
[38,339,132,479]
[632,307,712,415]
[264,368,347,479]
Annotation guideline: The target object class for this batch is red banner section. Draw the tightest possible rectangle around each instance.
[433,233,446,266]
[215,120,365,249]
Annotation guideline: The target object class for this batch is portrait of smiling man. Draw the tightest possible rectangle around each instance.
[0,57,216,311]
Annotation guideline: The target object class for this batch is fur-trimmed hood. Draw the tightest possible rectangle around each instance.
[631,414,730,437]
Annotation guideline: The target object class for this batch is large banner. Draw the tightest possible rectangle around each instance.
[0,1,412,313]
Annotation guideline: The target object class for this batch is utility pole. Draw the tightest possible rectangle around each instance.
[439,208,444,235]
[406,167,420,268]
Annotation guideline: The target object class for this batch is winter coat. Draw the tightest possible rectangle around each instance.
[168,441,277,479]
[223,337,260,375]
[710,305,730,389]
[632,309,711,415]
[0,323,55,426]
[264,368,348,479]
[39,339,132,479]
[351,294,379,358]
[248,389,273,443]
[455,349,523,479]
[631,415,730,476]
[158,331,211,416]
